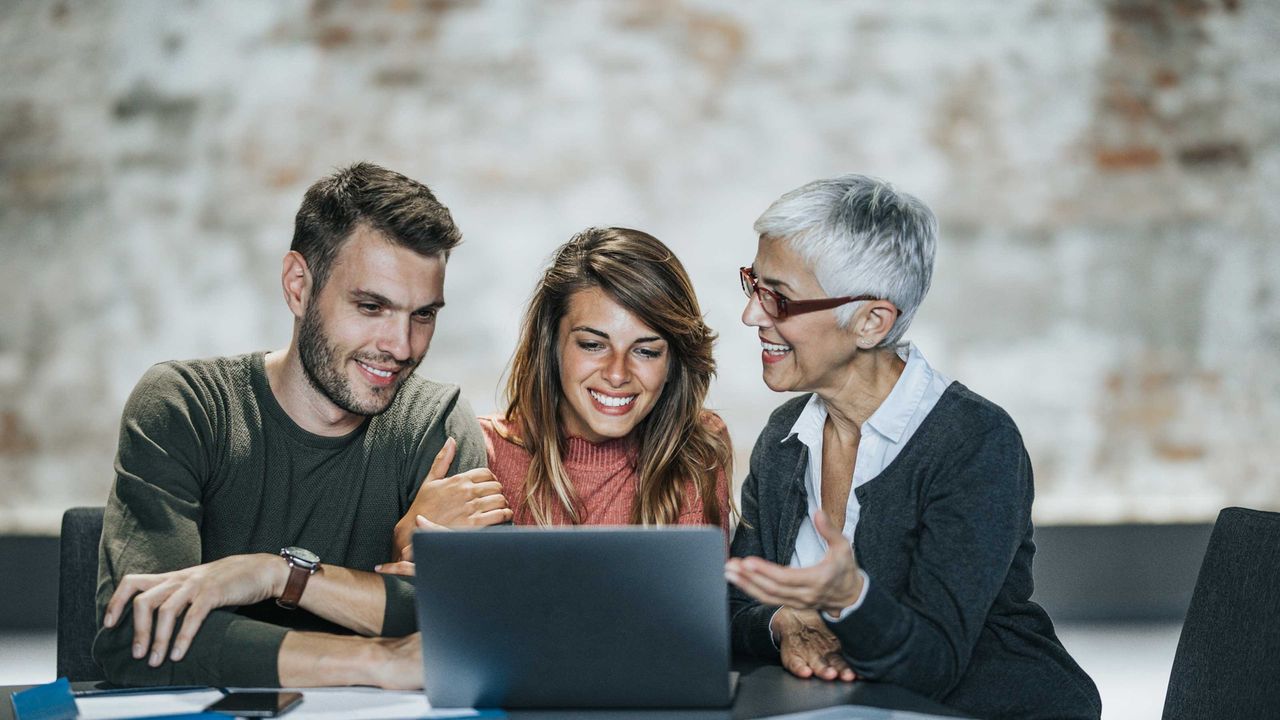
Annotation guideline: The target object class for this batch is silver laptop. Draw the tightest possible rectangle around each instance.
[412,526,736,709]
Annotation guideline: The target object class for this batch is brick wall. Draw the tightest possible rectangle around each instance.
[1,0,1276,531]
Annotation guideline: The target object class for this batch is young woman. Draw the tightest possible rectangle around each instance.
[486,226,731,528]
[380,227,731,573]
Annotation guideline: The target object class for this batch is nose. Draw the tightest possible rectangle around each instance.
[377,315,414,362]
[602,350,630,387]
[741,293,771,329]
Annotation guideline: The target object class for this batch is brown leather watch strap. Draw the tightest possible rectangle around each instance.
[277,562,311,609]
[276,547,320,609]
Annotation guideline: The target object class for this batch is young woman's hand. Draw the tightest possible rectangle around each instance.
[392,438,513,558]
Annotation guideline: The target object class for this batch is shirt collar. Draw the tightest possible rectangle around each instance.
[781,343,936,446]
[784,393,827,448]
[865,343,933,443]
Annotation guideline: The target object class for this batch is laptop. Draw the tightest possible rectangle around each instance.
[412,526,736,710]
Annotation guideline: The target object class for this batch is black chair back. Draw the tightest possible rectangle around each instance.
[57,506,105,682]
[1162,506,1280,719]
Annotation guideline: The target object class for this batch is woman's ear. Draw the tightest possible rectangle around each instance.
[856,300,899,347]
[281,251,312,319]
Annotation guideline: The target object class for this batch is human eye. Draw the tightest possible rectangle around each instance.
[635,346,665,360]
[576,340,605,352]
[412,307,438,324]
[357,302,382,315]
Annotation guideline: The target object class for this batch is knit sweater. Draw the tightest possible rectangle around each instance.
[478,414,729,529]
[729,385,1101,720]
[94,353,487,687]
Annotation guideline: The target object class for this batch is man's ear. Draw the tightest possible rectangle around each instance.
[856,300,899,348]
[281,251,312,319]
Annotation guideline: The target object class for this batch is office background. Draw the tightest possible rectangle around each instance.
[1,1,1276,717]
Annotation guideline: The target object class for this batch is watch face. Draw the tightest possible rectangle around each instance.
[281,546,320,566]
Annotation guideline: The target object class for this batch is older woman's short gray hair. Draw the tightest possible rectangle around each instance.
[754,174,937,347]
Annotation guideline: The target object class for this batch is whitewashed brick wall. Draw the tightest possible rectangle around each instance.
[1,0,1276,531]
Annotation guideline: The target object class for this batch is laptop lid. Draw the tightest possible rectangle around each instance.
[412,526,732,709]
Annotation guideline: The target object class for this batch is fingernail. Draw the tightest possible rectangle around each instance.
[103,612,115,627]
[171,647,183,661]
[374,564,382,572]
[132,643,144,659]
[149,651,161,666]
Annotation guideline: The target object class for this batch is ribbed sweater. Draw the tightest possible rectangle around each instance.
[94,353,487,687]
[479,414,729,529]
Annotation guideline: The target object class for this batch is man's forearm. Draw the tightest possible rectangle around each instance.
[278,631,421,689]
[294,563,388,636]
[94,606,289,687]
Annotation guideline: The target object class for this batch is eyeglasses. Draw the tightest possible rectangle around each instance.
[739,266,882,320]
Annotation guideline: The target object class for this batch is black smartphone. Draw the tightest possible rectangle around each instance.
[205,691,303,717]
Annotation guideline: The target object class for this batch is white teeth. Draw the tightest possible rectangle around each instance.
[761,341,791,353]
[359,362,393,378]
[590,390,636,408]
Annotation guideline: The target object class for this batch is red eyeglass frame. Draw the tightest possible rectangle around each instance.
[739,266,884,319]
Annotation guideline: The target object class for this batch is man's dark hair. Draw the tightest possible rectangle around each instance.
[291,162,462,291]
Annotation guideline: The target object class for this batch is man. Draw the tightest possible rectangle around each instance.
[94,162,511,689]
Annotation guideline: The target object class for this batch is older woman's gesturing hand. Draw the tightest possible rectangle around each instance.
[725,512,865,617]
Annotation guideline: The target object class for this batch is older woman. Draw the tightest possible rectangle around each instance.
[723,176,1101,720]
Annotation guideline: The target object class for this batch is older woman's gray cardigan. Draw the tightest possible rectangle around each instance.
[729,383,1102,720]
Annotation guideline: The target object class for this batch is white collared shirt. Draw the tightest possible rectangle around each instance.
[781,343,951,624]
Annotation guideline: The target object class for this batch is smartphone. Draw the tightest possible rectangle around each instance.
[205,691,303,717]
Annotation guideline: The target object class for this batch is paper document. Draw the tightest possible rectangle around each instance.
[75,686,490,720]
[761,706,967,720]
[76,688,224,719]
[229,686,487,719]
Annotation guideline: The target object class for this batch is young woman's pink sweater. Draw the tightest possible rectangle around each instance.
[478,415,728,529]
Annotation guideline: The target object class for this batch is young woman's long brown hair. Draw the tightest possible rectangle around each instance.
[504,227,732,526]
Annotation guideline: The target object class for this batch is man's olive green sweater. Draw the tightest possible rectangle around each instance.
[93,352,486,687]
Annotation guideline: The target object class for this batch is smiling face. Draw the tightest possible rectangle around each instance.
[556,286,671,443]
[741,236,864,396]
[297,225,446,417]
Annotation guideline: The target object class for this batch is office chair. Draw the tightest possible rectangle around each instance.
[57,506,105,682]
[1162,507,1280,720]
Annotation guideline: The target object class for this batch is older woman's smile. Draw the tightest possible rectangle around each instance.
[760,337,793,363]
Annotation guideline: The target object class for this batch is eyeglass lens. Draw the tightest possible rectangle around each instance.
[741,268,781,317]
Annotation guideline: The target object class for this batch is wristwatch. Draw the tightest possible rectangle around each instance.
[277,546,321,610]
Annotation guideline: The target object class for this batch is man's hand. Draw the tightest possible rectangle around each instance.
[103,553,286,667]
[376,515,446,577]
[392,437,512,558]
[277,631,423,689]
[372,633,424,690]
[724,512,865,616]
[772,608,857,682]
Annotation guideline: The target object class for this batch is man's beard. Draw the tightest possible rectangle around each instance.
[297,304,415,417]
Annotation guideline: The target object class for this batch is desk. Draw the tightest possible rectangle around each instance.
[1,658,967,720]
